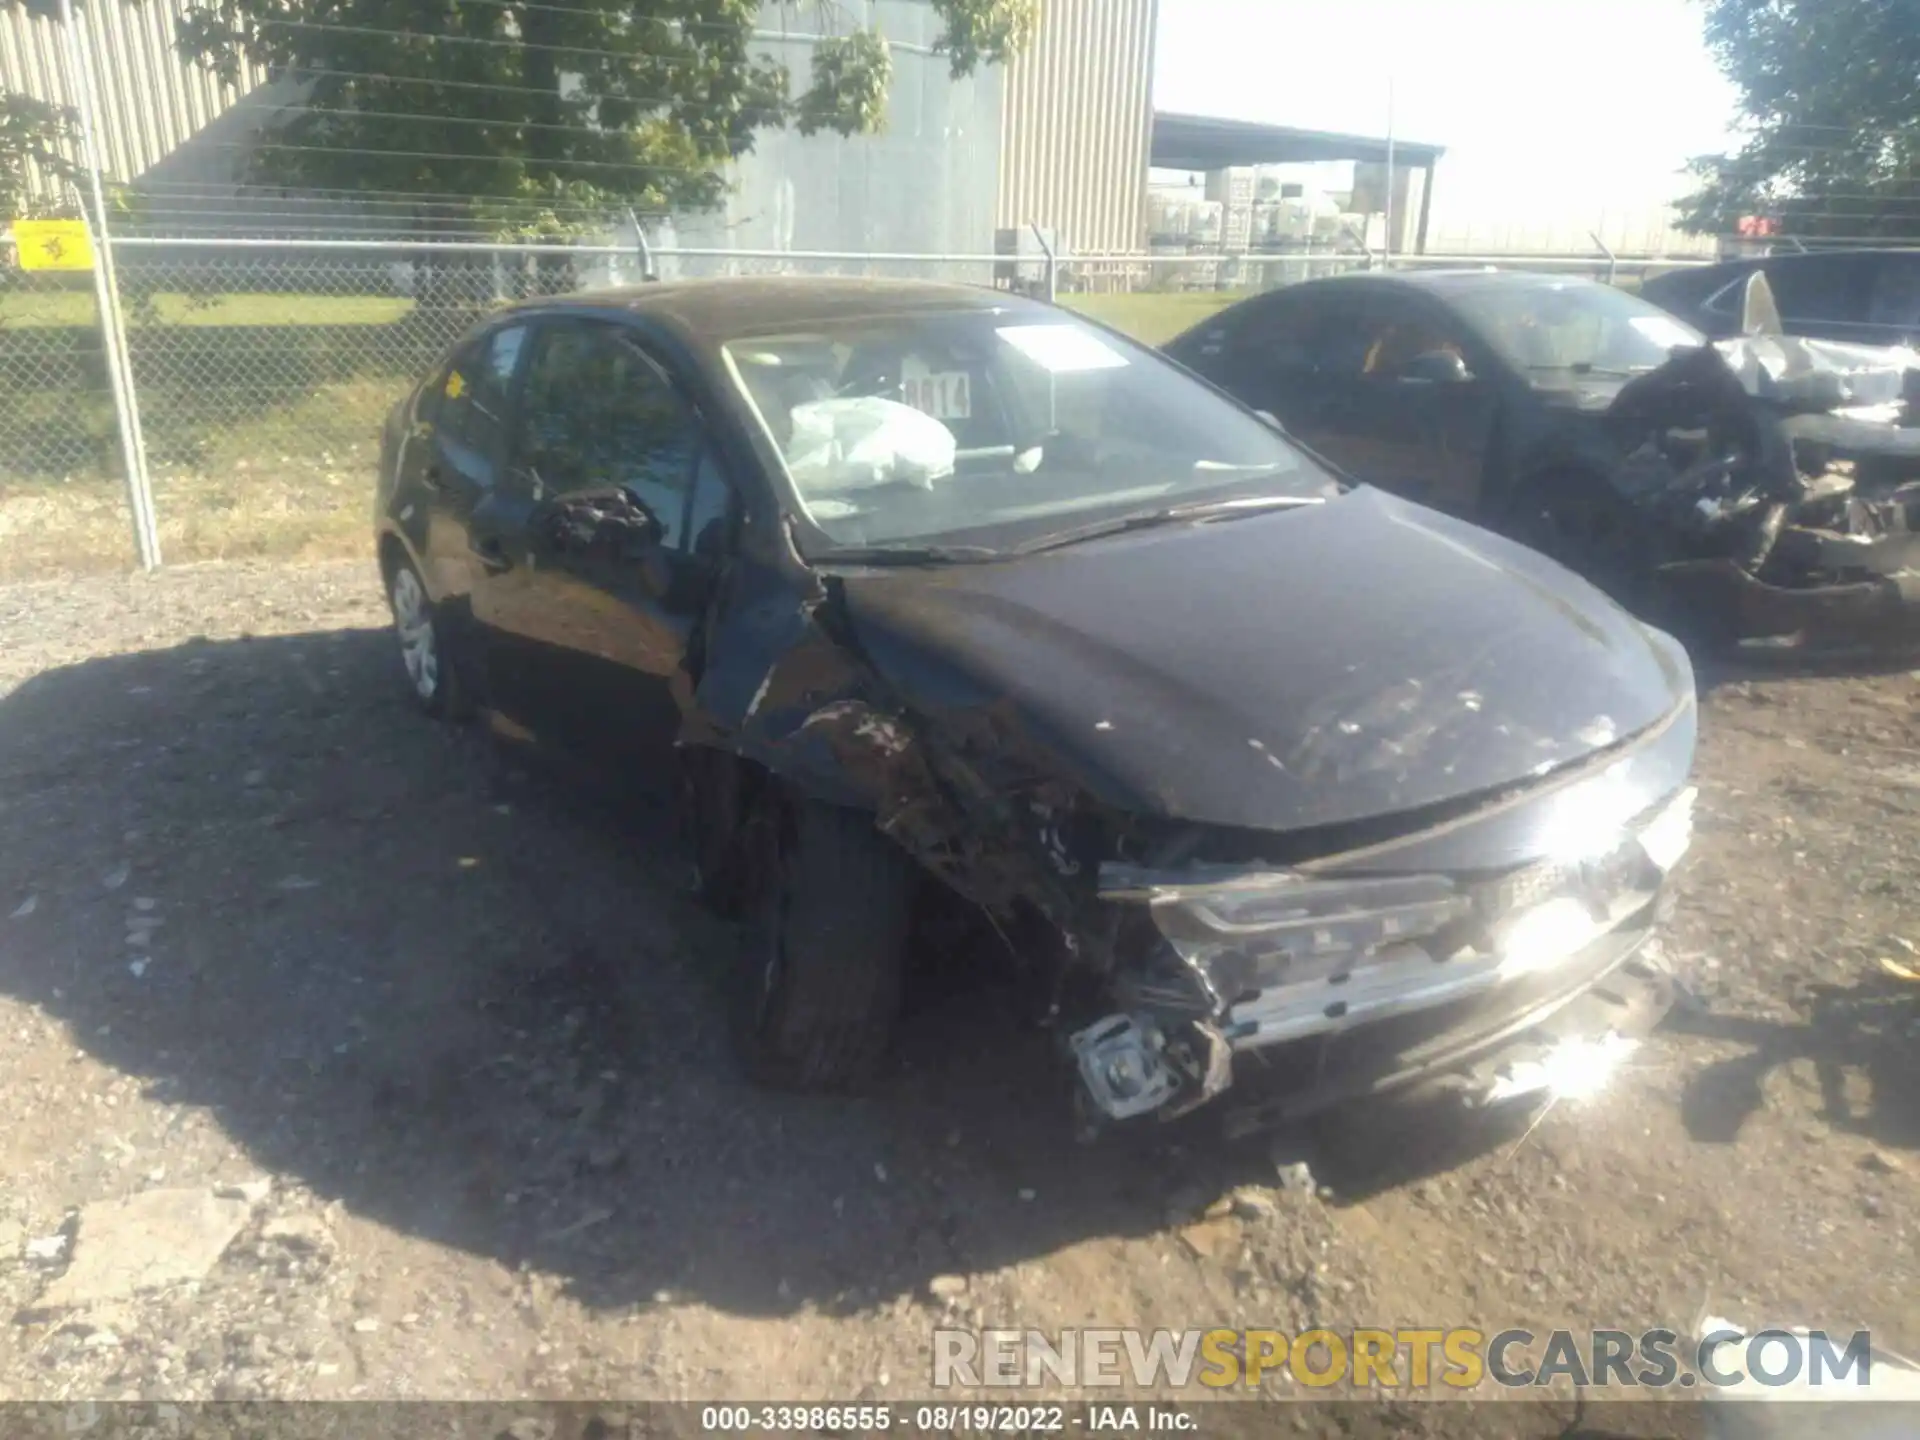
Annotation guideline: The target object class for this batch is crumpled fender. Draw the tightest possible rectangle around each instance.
[678,554,1091,935]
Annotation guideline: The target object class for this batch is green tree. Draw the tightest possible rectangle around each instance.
[158,0,1037,232]
[1,92,83,219]
[1680,0,1920,242]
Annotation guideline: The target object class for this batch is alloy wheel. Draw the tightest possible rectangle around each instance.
[389,566,439,702]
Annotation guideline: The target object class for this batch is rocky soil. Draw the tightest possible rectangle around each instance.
[0,560,1915,1422]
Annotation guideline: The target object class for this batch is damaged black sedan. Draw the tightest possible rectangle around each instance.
[375,278,1697,1135]
[1166,270,1920,650]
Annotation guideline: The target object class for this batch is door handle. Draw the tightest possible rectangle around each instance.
[470,535,513,573]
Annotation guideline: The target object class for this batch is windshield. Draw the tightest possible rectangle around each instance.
[1447,280,1705,377]
[721,308,1333,553]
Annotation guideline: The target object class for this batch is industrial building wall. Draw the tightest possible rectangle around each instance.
[1,0,267,209]
[662,0,1004,262]
[996,0,1157,254]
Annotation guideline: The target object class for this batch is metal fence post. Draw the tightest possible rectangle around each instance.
[58,0,161,569]
[1030,223,1057,303]
[1589,230,1618,287]
[625,207,657,282]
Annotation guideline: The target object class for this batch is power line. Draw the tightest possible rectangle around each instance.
[229,11,940,68]
[191,138,710,174]
[122,177,648,211]
[204,1,933,52]
[252,16,732,64]
[238,64,804,113]
[224,103,725,142]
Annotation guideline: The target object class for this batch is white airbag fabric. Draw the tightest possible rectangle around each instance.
[785,397,957,495]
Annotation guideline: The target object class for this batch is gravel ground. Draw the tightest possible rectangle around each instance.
[0,559,1916,1414]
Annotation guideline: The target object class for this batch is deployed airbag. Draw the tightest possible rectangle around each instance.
[785,397,957,497]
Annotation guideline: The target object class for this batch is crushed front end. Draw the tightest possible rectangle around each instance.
[1066,713,1698,1134]
[1600,324,1920,649]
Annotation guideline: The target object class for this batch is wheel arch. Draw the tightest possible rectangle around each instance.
[376,525,428,595]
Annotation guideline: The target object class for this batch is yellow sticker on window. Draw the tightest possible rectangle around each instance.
[445,370,467,399]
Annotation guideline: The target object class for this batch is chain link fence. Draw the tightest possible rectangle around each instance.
[120,243,601,571]
[2,233,1712,580]
[0,239,137,578]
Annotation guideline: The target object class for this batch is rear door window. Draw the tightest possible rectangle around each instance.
[431,324,527,482]
[1866,255,1920,330]
[440,326,527,451]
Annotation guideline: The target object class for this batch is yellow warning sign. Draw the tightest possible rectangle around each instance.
[10,218,95,271]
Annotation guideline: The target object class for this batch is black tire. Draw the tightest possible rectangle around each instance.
[682,748,755,919]
[734,795,915,1091]
[383,552,472,722]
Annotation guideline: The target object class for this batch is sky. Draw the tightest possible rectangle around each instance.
[1151,0,1745,244]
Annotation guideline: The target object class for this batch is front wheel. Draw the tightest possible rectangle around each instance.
[733,795,915,1092]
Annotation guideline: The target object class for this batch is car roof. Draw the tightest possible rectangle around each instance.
[502,276,1054,345]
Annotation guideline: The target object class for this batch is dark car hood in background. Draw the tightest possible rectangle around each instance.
[837,486,1692,835]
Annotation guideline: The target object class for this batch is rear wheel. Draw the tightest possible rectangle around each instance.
[385,556,471,720]
[733,794,915,1091]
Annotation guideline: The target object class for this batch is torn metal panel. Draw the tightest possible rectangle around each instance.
[1714,333,1920,415]
[683,561,1097,934]
[1595,327,1920,646]
[1655,558,1920,641]
[1768,521,1920,577]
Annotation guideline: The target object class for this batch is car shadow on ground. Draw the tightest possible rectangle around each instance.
[0,626,1538,1320]
[1663,987,1920,1152]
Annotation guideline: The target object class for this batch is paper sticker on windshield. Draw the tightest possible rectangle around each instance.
[444,370,467,399]
[997,324,1129,373]
[901,355,972,421]
[1629,315,1698,351]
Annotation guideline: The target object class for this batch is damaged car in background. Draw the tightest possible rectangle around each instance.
[1166,270,1920,651]
[374,278,1697,1136]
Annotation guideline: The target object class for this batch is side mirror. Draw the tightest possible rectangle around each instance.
[546,488,666,556]
[1399,350,1475,385]
[609,487,667,552]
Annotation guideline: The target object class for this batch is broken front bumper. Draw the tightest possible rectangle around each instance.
[1655,556,1920,645]
[1070,782,1695,1128]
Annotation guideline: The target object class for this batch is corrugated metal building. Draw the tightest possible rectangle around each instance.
[1,0,266,210]
[996,0,1159,255]
[658,0,1004,265]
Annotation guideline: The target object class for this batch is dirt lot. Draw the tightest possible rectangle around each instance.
[0,559,1916,1413]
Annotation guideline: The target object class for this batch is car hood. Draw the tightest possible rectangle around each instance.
[836,486,1693,834]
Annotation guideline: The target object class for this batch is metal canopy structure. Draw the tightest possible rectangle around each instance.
[1150,111,1448,252]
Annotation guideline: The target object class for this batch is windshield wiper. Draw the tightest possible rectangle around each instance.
[815,543,1003,567]
[1011,493,1324,556]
